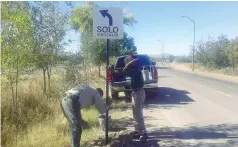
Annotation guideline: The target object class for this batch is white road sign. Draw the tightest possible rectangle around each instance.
[93,6,123,39]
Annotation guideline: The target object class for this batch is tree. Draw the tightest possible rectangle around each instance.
[195,40,209,65]
[123,32,137,52]
[30,1,68,94]
[213,35,230,68]
[168,55,175,62]
[87,39,106,76]
[1,1,34,113]
[225,37,238,75]
[195,35,231,69]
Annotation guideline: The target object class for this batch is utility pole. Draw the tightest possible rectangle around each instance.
[181,16,195,71]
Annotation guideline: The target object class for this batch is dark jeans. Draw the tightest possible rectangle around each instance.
[60,95,82,147]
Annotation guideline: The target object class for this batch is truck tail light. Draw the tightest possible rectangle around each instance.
[108,71,112,83]
[153,67,158,80]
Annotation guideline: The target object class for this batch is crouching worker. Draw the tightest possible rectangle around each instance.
[60,85,109,147]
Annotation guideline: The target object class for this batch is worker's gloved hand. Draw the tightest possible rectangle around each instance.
[98,112,112,132]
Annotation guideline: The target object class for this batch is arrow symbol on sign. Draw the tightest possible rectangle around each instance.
[100,10,113,26]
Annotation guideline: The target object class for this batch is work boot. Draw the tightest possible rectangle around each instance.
[138,130,148,142]
[124,97,132,103]
[139,133,148,142]
[129,130,140,139]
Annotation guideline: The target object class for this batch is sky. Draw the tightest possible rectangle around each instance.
[62,1,238,56]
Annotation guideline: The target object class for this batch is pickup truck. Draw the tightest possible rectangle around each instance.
[108,54,158,99]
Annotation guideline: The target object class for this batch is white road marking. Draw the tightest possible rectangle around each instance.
[197,83,232,98]
[161,110,178,127]
[215,90,232,98]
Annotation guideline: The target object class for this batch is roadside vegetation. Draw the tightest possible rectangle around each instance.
[1,1,137,147]
[156,35,238,77]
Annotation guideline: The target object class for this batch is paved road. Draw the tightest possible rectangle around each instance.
[143,67,238,147]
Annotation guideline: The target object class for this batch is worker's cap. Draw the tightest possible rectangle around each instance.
[128,50,136,57]
[128,50,134,54]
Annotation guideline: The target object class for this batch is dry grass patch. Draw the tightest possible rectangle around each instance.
[10,105,102,147]
[1,65,131,147]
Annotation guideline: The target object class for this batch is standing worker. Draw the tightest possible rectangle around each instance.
[109,54,148,142]
[60,85,109,147]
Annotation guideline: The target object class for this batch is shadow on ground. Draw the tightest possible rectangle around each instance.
[85,129,160,147]
[109,116,156,132]
[148,123,238,147]
[110,87,195,111]
[108,117,134,132]
[85,115,238,147]
[145,87,195,109]
[83,116,160,146]
[156,66,171,69]
[158,76,169,79]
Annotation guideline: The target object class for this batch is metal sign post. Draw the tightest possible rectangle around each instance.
[105,38,110,144]
[93,6,123,145]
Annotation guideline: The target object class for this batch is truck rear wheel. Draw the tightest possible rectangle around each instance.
[111,90,119,100]
[125,92,132,103]
[125,92,131,98]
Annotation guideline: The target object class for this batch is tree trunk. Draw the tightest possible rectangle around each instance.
[10,80,15,115]
[47,66,51,92]
[98,65,101,77]
[15,65,19,112]
[42,68,47,94]
[232,63,235,76]
[85,58,88,84]
[15,65,19,132]
[15,51,19,112]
